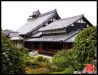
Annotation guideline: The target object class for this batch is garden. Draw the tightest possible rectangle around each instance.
[1,27,97,74]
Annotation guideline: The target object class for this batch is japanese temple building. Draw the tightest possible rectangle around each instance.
[9,9,93,56]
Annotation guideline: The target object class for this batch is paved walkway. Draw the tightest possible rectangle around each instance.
[29,51,52,58]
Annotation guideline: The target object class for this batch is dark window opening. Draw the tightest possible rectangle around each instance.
[42,42,63,50]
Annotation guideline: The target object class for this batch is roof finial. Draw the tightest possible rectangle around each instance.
[54,8,57,12]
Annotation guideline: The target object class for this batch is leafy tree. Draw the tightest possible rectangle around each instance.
[1,32,29,74]
[73,27,97,70]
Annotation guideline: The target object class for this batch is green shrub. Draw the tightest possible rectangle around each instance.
[64,67,74,74]
[36,57,51,69]
[49,67,74,74]
[39,61,51,69]
[1,32,29,74]
[36,56,44,61]
[38,62,47,68]
[49,65,59,72]
[36,56,50,63]
[23,56,35,62]
[24,55,51,70]
[49,71,66,74]
[25,61,38,68]
[43,57,50,62]
[52,49,75,71]
[23,56,39,68]
[73,27,97,70]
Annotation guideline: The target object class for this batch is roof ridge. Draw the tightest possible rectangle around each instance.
[38,14,84,31]
[39,9,56,17]
[63,14,84,20]
[53,14,84,22]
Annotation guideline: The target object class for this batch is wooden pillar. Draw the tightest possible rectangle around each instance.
[38,42,43,50]
[64,43,67,50]
[63,42,65,49]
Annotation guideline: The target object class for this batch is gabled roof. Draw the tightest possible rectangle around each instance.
[39,9,60,18]
[24,30,79,42]
[17,13,55,35]
[38,14,84,31]
[17,9,61,35]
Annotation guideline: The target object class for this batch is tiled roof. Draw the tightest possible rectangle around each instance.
[38,14,84,31]
[31,32,42,37]
[24,30,79,42]
[17,13,55,35]
[65,34,77,42]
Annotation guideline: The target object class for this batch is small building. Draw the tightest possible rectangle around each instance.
[2,29,14,37]
[11,9,93,56]
[9,32,24,48]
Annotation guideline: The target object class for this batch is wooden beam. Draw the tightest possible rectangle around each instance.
[82,17,93,26]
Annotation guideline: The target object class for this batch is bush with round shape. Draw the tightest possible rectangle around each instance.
[36,56,44,61]
[73,27,96,70]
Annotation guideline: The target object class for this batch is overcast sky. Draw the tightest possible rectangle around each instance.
[1,1,97,31]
